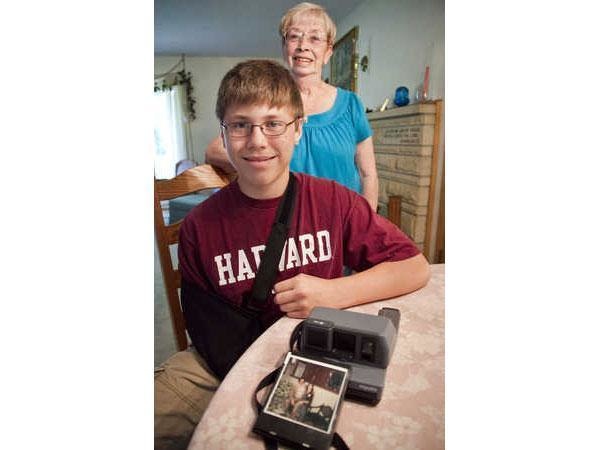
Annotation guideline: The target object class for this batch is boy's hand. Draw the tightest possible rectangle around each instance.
[273,273,338,318]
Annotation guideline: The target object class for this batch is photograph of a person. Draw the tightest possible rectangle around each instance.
[263,353,348,433]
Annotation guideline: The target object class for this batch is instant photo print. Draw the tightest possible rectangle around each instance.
[253,352,349,450]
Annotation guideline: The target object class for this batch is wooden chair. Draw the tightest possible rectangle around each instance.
[388,195,402,229]
[154,164,233,351]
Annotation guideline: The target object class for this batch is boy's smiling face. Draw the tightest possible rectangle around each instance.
[221,103,302,199]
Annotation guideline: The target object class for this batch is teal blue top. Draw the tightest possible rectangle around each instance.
[290,88,372,194]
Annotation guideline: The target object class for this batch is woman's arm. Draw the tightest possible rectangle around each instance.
[205,136,236,174]
[355,136,379,211]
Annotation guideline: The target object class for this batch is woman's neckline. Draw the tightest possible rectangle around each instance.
[300,82,338,115]
[303,88,347,127]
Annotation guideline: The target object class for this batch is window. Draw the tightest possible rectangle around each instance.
[153,85,189,179]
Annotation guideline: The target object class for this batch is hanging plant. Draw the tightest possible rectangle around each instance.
[176,69,197,121]
[154,69,197,121]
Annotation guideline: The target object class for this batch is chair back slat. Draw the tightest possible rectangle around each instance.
[172,269,181,290]
[164,223,182,246]
[156,164,231,201]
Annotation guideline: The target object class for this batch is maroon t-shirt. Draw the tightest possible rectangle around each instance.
[179,172,420,325]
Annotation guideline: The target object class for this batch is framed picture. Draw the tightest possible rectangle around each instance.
[330,26,359,92]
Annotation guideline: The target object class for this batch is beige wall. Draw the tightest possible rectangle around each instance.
[331,0,444,109]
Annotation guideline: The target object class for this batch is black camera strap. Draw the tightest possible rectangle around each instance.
[243,173,297,311]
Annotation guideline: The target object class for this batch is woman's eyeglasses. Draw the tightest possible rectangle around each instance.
[285,30,328,46]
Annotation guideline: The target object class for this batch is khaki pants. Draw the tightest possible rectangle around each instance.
[154,348,220,450]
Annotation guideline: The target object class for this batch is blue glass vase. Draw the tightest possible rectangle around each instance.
[394,86,409,107]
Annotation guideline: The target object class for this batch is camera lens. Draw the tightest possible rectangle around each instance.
[306,327,328,349]
[360,338,376,363]
[332,331,356,359]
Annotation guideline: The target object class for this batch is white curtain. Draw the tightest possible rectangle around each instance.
[154,84,190,179]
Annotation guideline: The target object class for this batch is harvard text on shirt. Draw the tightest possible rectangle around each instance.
[214,230,332,286]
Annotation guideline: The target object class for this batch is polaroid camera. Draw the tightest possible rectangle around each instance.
[294,307,400,405]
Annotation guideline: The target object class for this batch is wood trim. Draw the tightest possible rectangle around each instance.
[435,162,445,263]
[424,99,443,261]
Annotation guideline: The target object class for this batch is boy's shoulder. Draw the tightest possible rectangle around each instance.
[183,173,360,225]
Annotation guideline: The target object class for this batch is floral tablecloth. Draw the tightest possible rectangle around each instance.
[189,264,445,450]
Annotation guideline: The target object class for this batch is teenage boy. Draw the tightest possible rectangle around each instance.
[155,59,430,450]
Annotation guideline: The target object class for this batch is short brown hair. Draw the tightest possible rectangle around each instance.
[215,59,304,121]
[279,2,337,45]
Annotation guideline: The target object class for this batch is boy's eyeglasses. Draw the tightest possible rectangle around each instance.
[220,119,299,137]
[285,30,327,46]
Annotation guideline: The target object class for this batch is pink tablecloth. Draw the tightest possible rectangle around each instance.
[189,264,445,449]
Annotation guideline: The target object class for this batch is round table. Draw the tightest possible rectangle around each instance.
[189,264,445,449]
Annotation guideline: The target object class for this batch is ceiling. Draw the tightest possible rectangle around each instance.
[154,0,364,57]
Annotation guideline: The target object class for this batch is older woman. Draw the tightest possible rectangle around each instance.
[206,2,379,210]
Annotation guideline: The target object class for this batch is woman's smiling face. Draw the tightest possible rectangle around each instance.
[282,13,333,79]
